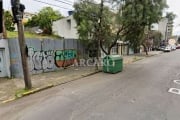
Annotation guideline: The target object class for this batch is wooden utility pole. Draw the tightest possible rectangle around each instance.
[17,19,32,89]
[3,9,7,39]
[0,0,3,35]
[11,0,32,89]
[0,0,7,39]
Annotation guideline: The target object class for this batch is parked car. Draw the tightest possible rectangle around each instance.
[159,46,166,51]
[164,45,171,52]
[171,45,176,50]
[176,45,180,49]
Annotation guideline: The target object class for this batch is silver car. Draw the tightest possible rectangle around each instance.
[164,46,171,52]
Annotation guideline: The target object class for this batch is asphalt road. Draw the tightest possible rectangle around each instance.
[1,50,180,120]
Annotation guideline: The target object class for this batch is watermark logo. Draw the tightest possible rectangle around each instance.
[73,58,114,67]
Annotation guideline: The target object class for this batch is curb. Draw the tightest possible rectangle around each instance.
[1,71,101,104]
[51,70,101,87]
[2,84,54,104]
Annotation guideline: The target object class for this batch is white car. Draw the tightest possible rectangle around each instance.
[171,45,176,50]
[164,46,171,52]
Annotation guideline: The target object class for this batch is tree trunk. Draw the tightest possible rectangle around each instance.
[3,10,7,39]
[127,44,129,55]
[100,39,108,55]
[142,44,148,55]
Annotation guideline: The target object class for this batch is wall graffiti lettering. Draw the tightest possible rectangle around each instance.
[9,39,80,77]
[28,47,55,72]
[55,49,77,67]
[28,47,77,72]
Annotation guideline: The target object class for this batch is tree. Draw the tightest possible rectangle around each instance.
[25,7,63,34]
[122,0,167,54]
[74,0,167,56]
[151,31,162,48]
[4,11,15,31]
[74,0,134,55]
[24,15,39,27]
[166,12,176,22]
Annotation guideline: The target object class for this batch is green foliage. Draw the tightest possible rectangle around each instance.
[166,12,176,22]
[122,0,167,51]
[74,1,109,43]
[151,31,162,47]
[7,31,61,39]
[74,0,125,55]
[25,15,39,27]
[74,0,168,55]
[4,11,15,31]
[25,7,63,34]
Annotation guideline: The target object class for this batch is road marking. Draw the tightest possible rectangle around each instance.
[168,88,180,95]
[173,80,180,85]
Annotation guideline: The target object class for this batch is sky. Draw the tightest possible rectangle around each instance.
[167,0,180,35]
[3,0,76,16]
[3,0,180,35]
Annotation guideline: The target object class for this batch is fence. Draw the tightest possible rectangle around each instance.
[8,38,85,78]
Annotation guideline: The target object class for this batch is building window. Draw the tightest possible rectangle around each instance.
[67,19,71,30]
[111,46,117,55]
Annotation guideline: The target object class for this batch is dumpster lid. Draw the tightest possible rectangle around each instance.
[104,55,122,60]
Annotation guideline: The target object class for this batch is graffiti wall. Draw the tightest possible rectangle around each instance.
[55,49,77,67]
[28,47,55,73]
[8,38,77,77]
[28,48,77,73]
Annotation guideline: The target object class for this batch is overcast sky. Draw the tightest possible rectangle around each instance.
[3,0,75,15]
[167,0,180,35]
[3,0,180,35]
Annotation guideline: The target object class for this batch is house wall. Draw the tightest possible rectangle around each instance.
[8,38,79,78]
[118,44,133,55]
[52,15,78,39]
[0,39,11,78]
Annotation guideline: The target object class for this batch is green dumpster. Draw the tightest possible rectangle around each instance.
[103,55,123,73]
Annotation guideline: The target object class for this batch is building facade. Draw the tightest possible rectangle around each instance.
[158,18,169,40]
[52,15,78,39]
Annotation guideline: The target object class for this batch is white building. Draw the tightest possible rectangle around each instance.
[152,17,173,41]
[52,15,78,39]
[158,18,169,40]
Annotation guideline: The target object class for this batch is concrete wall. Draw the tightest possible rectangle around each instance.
[52,15,79,39]
[0,39,11,77]
[8,38,79,78]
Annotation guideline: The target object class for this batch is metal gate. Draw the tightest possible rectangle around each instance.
[0,49,6,77]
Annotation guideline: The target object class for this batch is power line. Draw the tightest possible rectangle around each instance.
[33,0,72,10]
[61,0,74,4]
[53,0,73,6]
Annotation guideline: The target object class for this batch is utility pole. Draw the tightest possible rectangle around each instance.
[0,0,3,36]
[0,0,7,39]
[11,0,32,89]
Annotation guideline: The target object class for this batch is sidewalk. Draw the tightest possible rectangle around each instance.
[0,51,163,103]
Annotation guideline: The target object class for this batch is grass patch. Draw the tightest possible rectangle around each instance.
[15,89,30,98]
[133,56,143,62]
[7,31,61,39]
[15,84,54,98]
